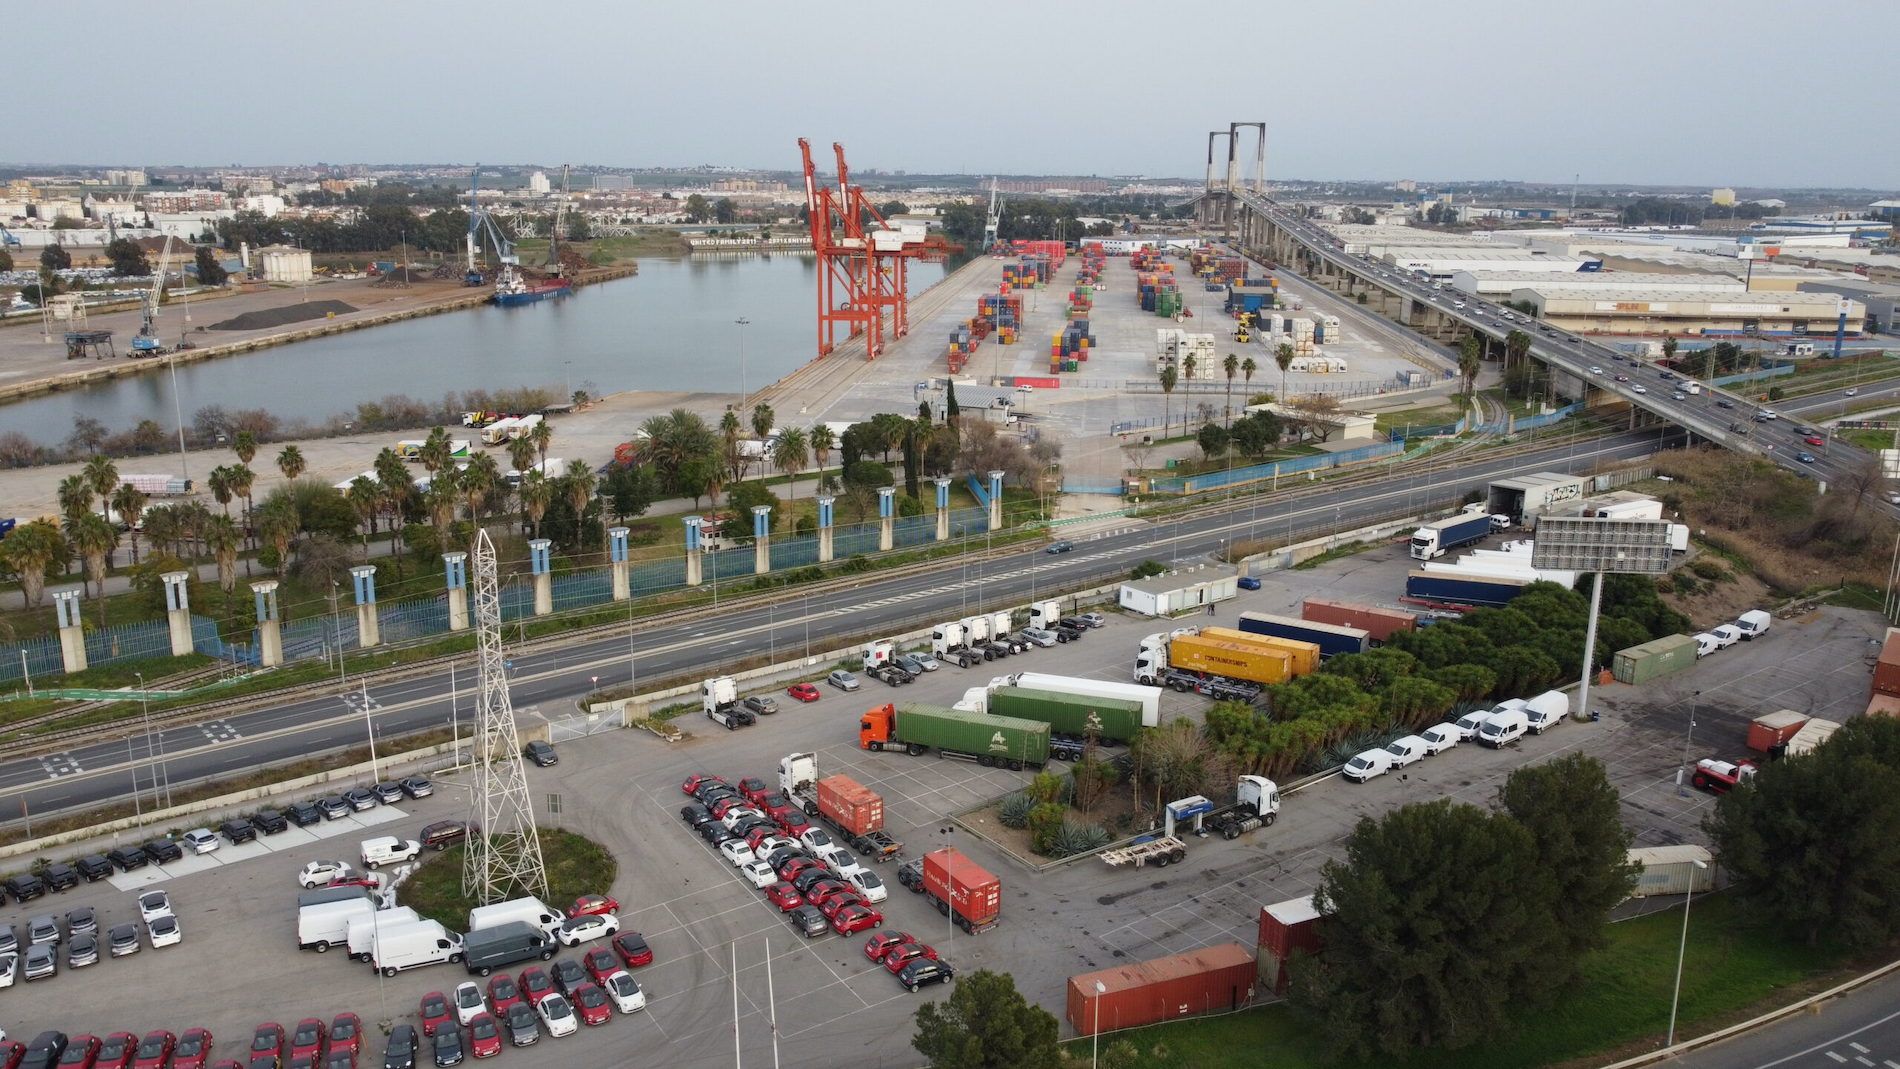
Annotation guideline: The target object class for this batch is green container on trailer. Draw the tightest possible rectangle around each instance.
[986,687,1144,743]
[1612,633,1699,685]
[896,704,1051,765]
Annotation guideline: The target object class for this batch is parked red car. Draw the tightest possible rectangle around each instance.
[286,1021,324,1065]
[785,683,821,703]
[173,1029,216,1069]
[611,931,653,968]
[829,903,884,935]
[881,943,939,973]
[519,966,557,1007]
[58,1036,101,1069]
[418,992,455,1037]
[777,857,824,883]
[133,1030,178,1069]
[95,1033,140,1069]
[737,778,772,805]
[864,931,917,963]
[570,982,612,1026]
[246,1025,285,1069]
[762,882,804,911]
[583,946,620,985]
[484,974,523,1018]
[465,1013,502,1060]
[807,882,861,908]
[774,810,813,836]
[326,1016,361,1060]
[680,774,726,796]
[568,895,619,918]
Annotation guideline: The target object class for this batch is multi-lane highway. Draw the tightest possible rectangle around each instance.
[1,428,1670,829]
[1242,194,1884,486]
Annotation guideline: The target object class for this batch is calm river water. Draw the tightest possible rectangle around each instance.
[11,254,946,442]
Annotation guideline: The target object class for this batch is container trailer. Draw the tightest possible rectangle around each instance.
[985,686,1146,743]
[856,702,1049,768]
[1003,672,1161,726]
[1132,634,1287,696]
[1234,612,1371,660]
[898,847,1001,934]
[1409,512,1494,560]
[1403,571,1529,608]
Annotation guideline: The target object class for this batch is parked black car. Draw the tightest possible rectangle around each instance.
[679,803,714,829]
[252,808,289,834]
[524,740,558,767]
[142,838,184,864]
[897,958,955,992]
[106,846,149,872]
[220,818,258,845]
[382,1023,419,1069]
[41,863,79,893]
[75,855,114,881]
[17,1031,69,1069]
[286,801,324,827]
[3,873,46,902]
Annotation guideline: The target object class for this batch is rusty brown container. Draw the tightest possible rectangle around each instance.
[1875,628,1900,697]
[1066,943,1256,1037]
[1301,598,1418,644]
[815,775,882,836]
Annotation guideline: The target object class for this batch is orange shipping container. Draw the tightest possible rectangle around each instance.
[1067,943,1256,1037]
[814,775,882,836]
[1875,627,1900,697]
[922,847,999,929]
[1300,598,1418,645]
[1200,627,1319,677]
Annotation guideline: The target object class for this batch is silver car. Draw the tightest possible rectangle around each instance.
[1018,627,1059,648]
[826,670,861,692]
[27,915,59,947]
[67,932,99,968]
[22,943,55,981]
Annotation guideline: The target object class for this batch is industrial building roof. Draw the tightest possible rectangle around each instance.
[1520,287,1862,311]
[1122,565,1237,596]
[1381,247,1566,261]
[1455,270,1742,288]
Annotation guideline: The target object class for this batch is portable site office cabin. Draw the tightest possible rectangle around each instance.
[1119,567,1239,617]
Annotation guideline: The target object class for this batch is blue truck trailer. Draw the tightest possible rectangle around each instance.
[1409,512,1495,560]
[1235,611,1371,660]
[1404,572,1530,608]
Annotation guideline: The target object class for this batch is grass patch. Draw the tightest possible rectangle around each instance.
[400,828,618,932]
[1821,582,1884,612]
[1839,428,1894,453]
[1063,895,1851,1069]
[1292,540,1374,570]
[1374,404,1466,435]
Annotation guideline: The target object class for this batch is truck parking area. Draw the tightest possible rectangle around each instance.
[0,540,1887,1067]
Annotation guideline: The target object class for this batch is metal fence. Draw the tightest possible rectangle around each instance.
[1149,441,1404,494]
[1713,365,1796,386]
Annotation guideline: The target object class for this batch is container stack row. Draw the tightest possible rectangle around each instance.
[946,323,978,373]
[1051,319,1093,373]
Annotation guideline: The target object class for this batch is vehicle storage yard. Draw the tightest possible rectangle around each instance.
[0,528,1883,1068]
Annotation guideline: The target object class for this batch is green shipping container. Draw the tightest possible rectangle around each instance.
[894,704,1050,766]
[1612,633,1699,685]
[986,687,1144,742]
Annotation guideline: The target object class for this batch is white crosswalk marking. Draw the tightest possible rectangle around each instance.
[1824,1051,1847,1063]
[39,751,82,778]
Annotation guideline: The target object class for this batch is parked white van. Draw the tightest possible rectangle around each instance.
[361,836,423,870]
[1478,709,1530,748]
[1693,633,1718,658]
[1383,736,1430,767]
[347,906,419,961]
[1710,625,1742,649]
[1736,609,1772,640]
[1419,724,1461,754]
[370,919,464,976]
[299,899,377,953]
[1521,691,1569,735]
[1343,748,1395,782]
[468,896,560,936]
[1455,698,1524,740]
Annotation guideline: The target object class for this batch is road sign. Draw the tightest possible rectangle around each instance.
[1531,517,1672,575]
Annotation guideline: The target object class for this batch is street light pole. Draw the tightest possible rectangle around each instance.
[1665,858,1710,1047]
[1091,980,1107,1068]
[735,317,751,413]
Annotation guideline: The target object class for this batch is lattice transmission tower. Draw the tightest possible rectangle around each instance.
[463,529,547,902]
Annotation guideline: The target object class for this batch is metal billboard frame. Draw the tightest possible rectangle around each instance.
[1531,517,1674,721]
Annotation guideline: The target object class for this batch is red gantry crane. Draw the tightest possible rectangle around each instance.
[799,138,960,361]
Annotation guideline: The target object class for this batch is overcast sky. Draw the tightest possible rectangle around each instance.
[18,0,1895,190]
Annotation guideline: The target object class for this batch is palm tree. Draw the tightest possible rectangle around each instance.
[232,429,257,469]
[141,505,180,559]
[208,465,235,519]
[1222,352,1240,426]
[719,410,746,484]
[519,471,553,540]
[57,474,94,526]
[82,454,119,522]
[67,513,116,622]
[175,500,212,563]
[750,402,775,478]
[1182,353,1198,385]
[1159,365,1178,438]
[111,483,149,565]
[507,436,537,479]
[773,428,810,500]
[529,419,553,472]
[276,445,306,483]
[1275,342,1296,405]
[1458,335,1482,399]
[462,452,501,539]
[1504,329,1532,377]
[640,409,721,493]
[227,464,255,549]
[562,460,597,549]
[205,514,240,593]
[346,477,381,559]
[809,423,836,477]
[373,448,411,578]
[1241,355,1258,405]
[0,519,63,607]
[259,501,299,578]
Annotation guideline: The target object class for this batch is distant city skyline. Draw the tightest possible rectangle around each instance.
[13,0,1896,191]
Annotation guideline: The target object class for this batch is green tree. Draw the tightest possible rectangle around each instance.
[276,444,306,484]
[82,454,119,523]
[877,200,910,218]
[682,194,710,223]
[561,459,599,550]
[104,238,151,277]
[713,198,737,224]
[0,518,64,606]
[57,473,94,527]
[1195,422,1229,460]
[911,969,1061,1069]
[1240,355,1258,401]
[639,409,720,498]
[1158,364,1178,437]
[40,243,71,272]
[1504,328,1532,376]
[1458,334,1482,399]
[945,380,961,424]
[1498,755,1638,977]
[808,423,836,475]
[67,513,117,617]
[603,463,657,523]
[1708,716,1900,946]
[1229,410,1282,460]
[1222,352,1240,425]
[258,499,300,577]
[205,514,240,592]
[529,419,553,471]
[1275,341,1295,402]
[193,245,228,285]
[1290,800,1561,1057]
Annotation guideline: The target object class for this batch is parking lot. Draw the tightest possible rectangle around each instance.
[0,538,1887,1066]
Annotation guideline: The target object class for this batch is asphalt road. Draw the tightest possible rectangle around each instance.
[1,428,1670,828]
[1246,197,1884,487]
[1673,969,1900,1069]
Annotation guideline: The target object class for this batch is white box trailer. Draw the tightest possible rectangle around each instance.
[1002,671,1161,727]
[1627,845,1715,898]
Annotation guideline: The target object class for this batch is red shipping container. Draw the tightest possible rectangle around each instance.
[1875,627,1900,697]
[1257,896,1325,960]
[922,847,999,929]
[1301,598,1417,644]
[814,775,882,836]
[1066,943,1256,1037]
[1746,710,1810,754]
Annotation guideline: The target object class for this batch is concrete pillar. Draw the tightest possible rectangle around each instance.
[251,580,282,668]
[683,516,704,586]
[608,527,630,602]
[987,470,1005,532]
[443,552,469,631]
[816,496,835,563]
[752,506,772,575]
[53,588,87,674]
[162,570,193,657]
[877,487,895,551]
[529,539,553,616]
[350,565,380,649]
[934,478,951,541]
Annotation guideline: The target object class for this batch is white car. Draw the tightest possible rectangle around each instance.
[453,981,486,1026]
[1632,384,1648,394]
[1384,736,1430,768]
[137,890,173,924]
[536,993,578,1038]
[845,869,888,904]
[1342,748,1394,782]
[146,913,181,949]
[555,912,618,947]
[1419,724,1461,754]
[721,806,765,832]
[602,970,646,1013]
[754,835,798,858]
[0,952,15,989]
[739,860,778,889]
[796,828,835,852]
[181,828,220,855]
[298,860,353,888]
[718,840,757,868]
[1588,366,1603,375]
